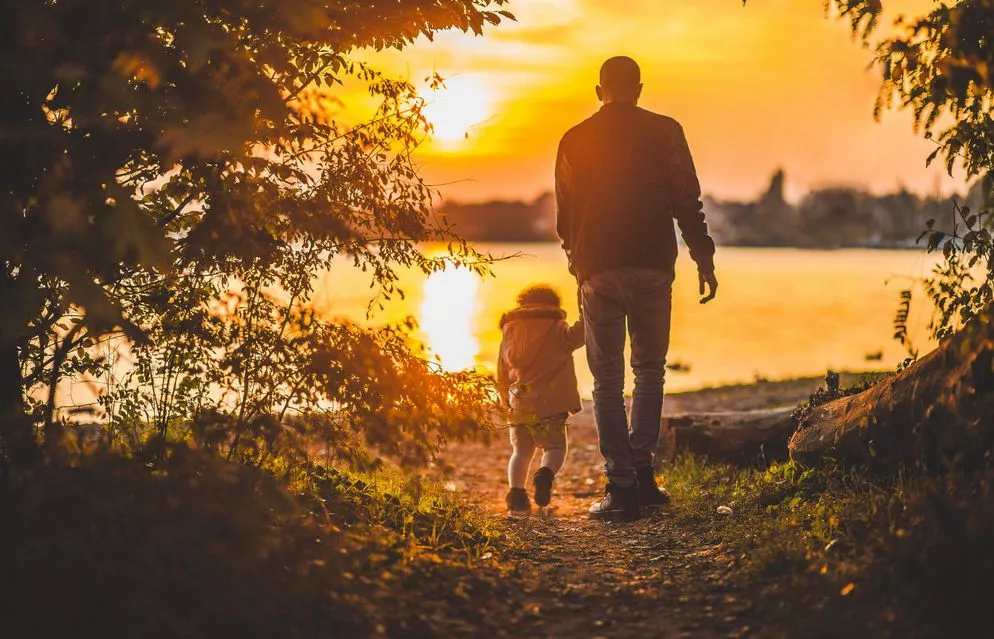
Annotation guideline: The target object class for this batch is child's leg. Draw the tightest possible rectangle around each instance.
[531,415,568,508]
[536,414,569,474]
[508,425,537,489]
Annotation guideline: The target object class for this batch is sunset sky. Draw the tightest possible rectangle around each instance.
[351,0,963,205]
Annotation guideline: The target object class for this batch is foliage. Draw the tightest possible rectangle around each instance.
[837,0,994,340]
[863,0,994,178]
[666,454,994,638]
[790,370,888,425]
[738,2,994,342]
[0,2,515,630]
[294,463,502,559]
[917,199,994,339]
[850,0,994,342]
[0,447,505,638]
[806,0,994,179]
[0,0,512,465]
[776,0,994,342]
[102,263,496,467]
[892,288,919,366]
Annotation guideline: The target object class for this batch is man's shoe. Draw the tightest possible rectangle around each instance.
[589,482,640,521]
[533,467,555,508]
[636,467,671,507]
[505,487,531,513]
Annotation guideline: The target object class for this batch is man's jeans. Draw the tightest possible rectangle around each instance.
[581,268,673,487]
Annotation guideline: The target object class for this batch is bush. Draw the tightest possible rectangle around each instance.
[0,445,502,639]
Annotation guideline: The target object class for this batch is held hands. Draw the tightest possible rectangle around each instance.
[698,270,718,304]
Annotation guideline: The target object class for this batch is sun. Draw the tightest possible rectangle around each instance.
[422,75,492,145]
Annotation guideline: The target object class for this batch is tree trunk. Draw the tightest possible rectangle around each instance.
[789,309,994,469]
[0,265,39,466]
[659,407,796,464]
[0,340,21,415]
[0,338,37,466]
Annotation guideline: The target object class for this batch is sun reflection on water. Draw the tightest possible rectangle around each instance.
[419,266,480,371]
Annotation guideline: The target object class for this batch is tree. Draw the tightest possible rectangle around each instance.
[749,1,994,468]
[0,0,511,465]
[750,1,994,336]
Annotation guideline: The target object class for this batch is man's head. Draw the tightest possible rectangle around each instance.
[597,56,642,104]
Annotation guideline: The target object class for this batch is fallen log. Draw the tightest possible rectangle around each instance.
[790,310,994,469]
[570,406,797,464]
[660,407,796,464]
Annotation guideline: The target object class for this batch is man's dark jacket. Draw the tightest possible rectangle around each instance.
[555,102,715,280]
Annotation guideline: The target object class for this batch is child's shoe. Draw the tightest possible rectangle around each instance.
[532,467,555,508]
[505,487,531,513]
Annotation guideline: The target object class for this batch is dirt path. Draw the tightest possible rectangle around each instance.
[437,395,786,638]
[435,376,869,637]
[435,376,870,637]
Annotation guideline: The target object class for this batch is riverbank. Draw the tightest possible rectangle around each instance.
[432,371,989,638]
[4,374,988,638]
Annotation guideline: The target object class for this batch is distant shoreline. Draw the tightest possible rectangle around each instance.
[463,238,927,251]
[441,176,970,251]
[574,370,892,414]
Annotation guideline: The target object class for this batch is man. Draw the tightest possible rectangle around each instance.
[556,56,718,521]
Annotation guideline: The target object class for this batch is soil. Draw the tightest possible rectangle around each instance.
[434,377,839,638]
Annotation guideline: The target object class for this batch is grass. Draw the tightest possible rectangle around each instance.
[0,446,508,639]
[292,462,504,563]
[664,454,994,638]
[5,396,992,638]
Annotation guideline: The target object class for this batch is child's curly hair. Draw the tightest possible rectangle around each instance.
[516,284,561,307]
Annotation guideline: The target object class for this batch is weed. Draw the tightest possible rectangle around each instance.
[664,454,994,638]
[0,447,506,638]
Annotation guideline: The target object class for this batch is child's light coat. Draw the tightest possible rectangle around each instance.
[497,303,584,424]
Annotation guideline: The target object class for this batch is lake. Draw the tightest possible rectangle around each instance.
[313,244,943,397]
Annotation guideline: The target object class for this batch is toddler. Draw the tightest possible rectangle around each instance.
[497,284,584,512]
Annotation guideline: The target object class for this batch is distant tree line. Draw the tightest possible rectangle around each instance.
[441,193,558,242]
[704,170,977,248]
[442,170,975,248]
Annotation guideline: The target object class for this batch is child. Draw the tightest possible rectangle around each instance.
[497,284,584,512]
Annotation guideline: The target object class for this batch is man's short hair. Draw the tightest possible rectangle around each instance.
[599,56,641,96]
[516,284,561,308]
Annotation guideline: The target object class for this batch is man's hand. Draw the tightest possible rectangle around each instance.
[698,270,718,304]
